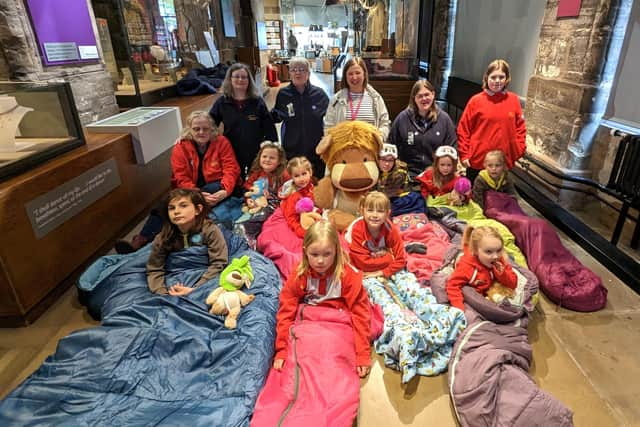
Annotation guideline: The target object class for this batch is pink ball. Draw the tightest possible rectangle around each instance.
[455,177,472,194]
[295,197,315,213]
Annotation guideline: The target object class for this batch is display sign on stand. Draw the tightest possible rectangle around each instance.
[25,0,100,66]
[86,107,182,165]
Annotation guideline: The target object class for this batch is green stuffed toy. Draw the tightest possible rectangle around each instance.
[205,255,255,329]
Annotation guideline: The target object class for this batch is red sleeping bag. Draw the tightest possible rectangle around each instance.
[484,191,607,312]
[250,305,362,427]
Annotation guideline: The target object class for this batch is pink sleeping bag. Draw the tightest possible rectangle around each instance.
[250,305,362,427]
[257,208,303,280]
[484,191,607,312]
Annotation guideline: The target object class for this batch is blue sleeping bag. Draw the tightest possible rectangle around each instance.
[0,229,281,426]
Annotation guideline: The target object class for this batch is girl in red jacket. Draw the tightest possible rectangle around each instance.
[446,225,518,310]
[416,145,461,201]
[236,141,290,247]
[243,141,290,208]
[345,191,407,279]
[273,221,372,378]
[278,156,314,238]
[457,59,526,183]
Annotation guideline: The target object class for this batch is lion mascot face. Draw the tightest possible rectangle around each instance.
[315,121,383,231]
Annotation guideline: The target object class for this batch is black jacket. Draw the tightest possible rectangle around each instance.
[209,95,278,177]
[272,82,329,177]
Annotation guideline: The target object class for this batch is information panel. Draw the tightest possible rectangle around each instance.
[25,0,100,66]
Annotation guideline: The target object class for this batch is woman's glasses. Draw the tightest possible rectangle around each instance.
[290,67,308,73]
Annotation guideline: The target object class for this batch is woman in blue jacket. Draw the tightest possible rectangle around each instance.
[272,57,329,178]
[390,80,457,184]
[209,63,278,178]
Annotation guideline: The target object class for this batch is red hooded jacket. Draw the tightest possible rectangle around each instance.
[170,136,240,193]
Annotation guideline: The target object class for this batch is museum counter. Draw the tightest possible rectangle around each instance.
[0,94,218,326]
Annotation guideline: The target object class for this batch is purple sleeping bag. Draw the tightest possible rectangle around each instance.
[484,191,607,312]
[430,253,574,427]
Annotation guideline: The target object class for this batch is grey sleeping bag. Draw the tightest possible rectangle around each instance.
[431,249,574,426]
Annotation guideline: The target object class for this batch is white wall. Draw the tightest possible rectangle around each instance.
[293,4,350,27]
[452,0,546,97]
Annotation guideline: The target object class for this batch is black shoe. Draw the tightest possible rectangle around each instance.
[405,242,427,254]
[115,240,135,254]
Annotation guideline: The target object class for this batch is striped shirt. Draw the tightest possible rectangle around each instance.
[348,91,376,126]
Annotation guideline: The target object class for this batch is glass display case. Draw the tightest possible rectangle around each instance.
[91,0,184,107]
[0,81,85,181]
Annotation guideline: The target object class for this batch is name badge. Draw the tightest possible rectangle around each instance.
[287,102,295,117]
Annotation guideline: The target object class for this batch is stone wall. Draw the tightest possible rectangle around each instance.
[0,0,119,125]
[429,0,456,97]
[525,0,618,172]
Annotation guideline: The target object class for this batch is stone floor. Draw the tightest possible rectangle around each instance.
[1,71,639,425]
[1,195,638,426]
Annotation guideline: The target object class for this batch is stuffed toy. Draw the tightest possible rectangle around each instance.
[315,121,383,231]
[205,255,255,329]
[296,197,323,231]
[242,177,269,214]
[486,281,515,304]
[450,177,472,206]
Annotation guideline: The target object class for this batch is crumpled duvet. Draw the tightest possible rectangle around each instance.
[0,230,281,427]
[364,270,466,383]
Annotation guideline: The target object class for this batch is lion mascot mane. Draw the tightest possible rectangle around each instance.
[315,121,383,231]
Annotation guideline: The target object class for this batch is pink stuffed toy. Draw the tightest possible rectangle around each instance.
[295,197,322,230]
[451,177,472,206]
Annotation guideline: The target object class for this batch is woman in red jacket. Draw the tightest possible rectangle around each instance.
[116,111,241,253]
[457,59,526,184]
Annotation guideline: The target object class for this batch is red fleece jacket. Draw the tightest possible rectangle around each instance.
[457,91,526,169]
[280,182,314,238]
[345,217,407,277]
[446,248,518,310]
[416,168,460,199]
[274,264,372,366]
[170,136,240,193]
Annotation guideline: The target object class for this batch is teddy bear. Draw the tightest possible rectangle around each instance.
[242,177,269,215]
[205,255,255,329]
[296,197,323,231]
[315,121,383,231]
[486,281,515,304]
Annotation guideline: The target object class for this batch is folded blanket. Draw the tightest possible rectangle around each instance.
[392,213,450,283]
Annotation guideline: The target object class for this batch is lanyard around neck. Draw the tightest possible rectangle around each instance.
[348,91,364,121]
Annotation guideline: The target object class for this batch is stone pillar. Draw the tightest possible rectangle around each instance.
[524,0,620,205]
[0,0,119,125]
[430,0,456,97]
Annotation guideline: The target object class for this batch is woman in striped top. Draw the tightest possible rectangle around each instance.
[324,57,390,141]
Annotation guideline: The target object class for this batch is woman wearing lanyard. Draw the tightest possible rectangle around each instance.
[324,57,390,141]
